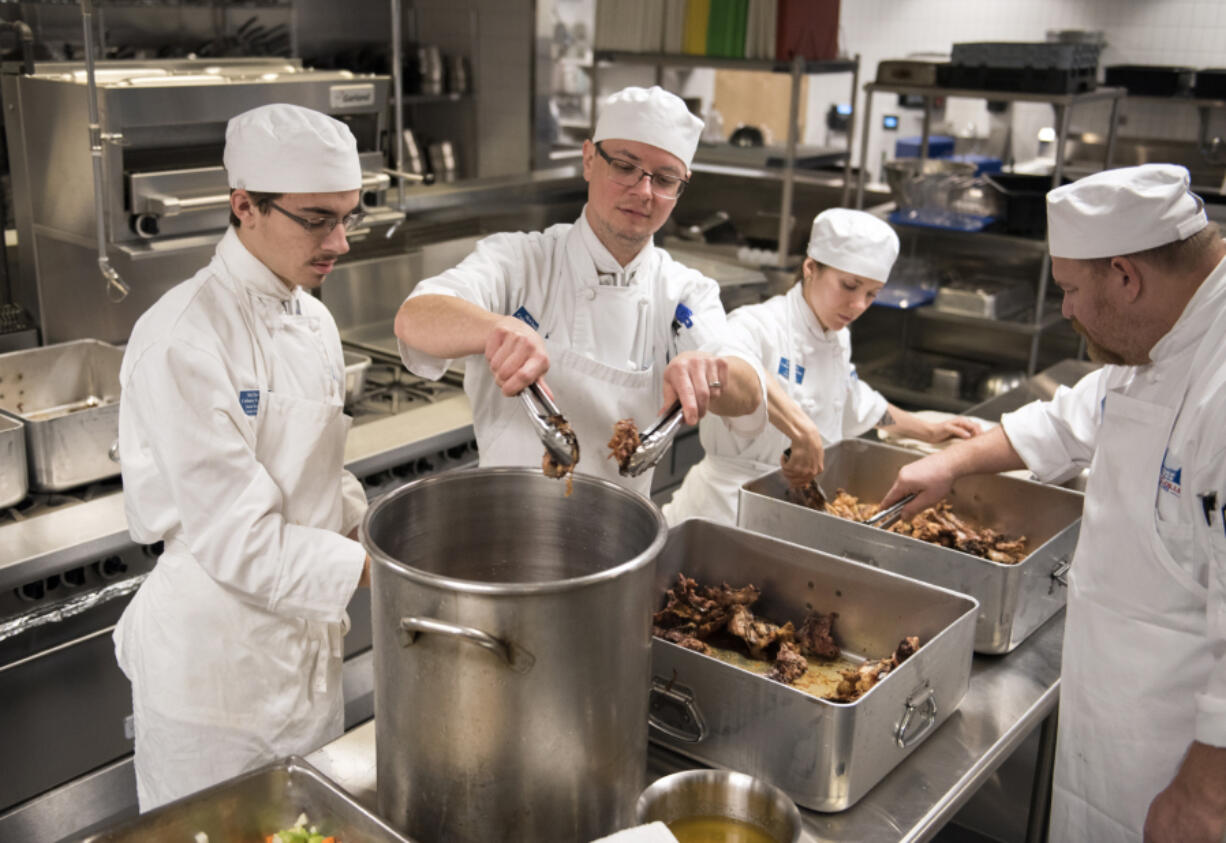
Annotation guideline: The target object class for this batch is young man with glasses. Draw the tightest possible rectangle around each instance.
[113,104,371,810]
[395,85,767,495]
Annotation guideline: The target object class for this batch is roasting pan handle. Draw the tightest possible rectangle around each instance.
[648,676,707,743]
[1050,556,1072,589]
[398,616,535,674]
[894,683,938,750]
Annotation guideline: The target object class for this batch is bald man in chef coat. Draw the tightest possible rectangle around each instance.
[880,164,1226,842]
[394,86,766,497]
[114,104,371,810]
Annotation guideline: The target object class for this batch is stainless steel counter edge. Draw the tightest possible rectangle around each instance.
[306,611,1066,843]
[0,394,474,590]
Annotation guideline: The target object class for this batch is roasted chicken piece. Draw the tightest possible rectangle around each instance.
[653,573,762,639]
[726,603,795,660]
[653,626,710,654]
[827,635,922,703]
[766,640,809,684]
[541,415,577,495]
[607,418,641,471]
[796,610,841,660]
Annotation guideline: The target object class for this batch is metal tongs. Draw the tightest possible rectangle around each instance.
[519,382,579,467]
[864,493,917,529]
[620,400,685,478]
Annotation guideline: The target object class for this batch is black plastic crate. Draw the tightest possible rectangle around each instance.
[984,173,1070,237]
[937,63,1096,95]
[1104,65,1194,97]
[1193,69,1226,99]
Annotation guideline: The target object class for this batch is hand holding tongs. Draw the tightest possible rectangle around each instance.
[864,493,917,528]
[620,400,685,478]
[519,382,579,467]
[782,446,828,507]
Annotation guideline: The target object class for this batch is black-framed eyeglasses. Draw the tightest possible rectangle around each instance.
[269,202,366,237]
[595,142,689,199]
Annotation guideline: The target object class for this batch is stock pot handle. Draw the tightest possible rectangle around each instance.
[894,683,938,749]
[398,616,535,674]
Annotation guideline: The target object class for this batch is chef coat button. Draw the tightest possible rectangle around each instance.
[585,288,597,301]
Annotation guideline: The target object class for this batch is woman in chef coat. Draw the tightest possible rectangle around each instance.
[663,208,979,525]
[394,86,767,497]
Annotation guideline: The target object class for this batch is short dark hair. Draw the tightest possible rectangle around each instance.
[229,189,283,227]
[1085,220,1222,278]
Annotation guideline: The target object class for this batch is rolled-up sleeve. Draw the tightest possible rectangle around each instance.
[1000,368,1107,484]
[124,341,365,623]
[398,232,540,380]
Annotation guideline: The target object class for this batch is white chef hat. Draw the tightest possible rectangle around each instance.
[224,103,362,193]
[806,208,900,283]
[1046,164,1208,259]
[593,86,704,170]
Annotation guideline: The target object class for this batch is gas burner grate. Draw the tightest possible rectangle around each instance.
[346,359,464,424]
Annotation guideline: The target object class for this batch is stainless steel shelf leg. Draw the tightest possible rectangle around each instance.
[1024,709,1059,843]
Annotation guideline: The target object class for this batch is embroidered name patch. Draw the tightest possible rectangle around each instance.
[778,357,790,379]
[512,306,539,330]
[795,364,805,385]
[239,389,260,417]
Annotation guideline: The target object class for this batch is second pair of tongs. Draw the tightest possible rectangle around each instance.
[519,382,579,467]
[864,493,917,528]
[620,400,685,478]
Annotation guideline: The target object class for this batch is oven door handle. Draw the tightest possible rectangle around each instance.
[134,172,392,218]
[0,574,148,644]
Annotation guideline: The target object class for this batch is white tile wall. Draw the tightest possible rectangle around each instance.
[802,0,1226,186]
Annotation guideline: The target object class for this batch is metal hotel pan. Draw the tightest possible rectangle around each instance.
[343,349,372,405]
[0,339,123,491]
[0,414,26,508]
[73,756,415,842]
[649,519,977,812]
[738,438,1084,654]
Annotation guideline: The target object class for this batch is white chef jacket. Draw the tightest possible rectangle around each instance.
[663,282,887,525]
[398,209,767,493]
[114,227,367,810]
[1001,251,1226,839]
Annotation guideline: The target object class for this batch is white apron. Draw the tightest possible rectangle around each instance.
[473,226,659,497]
[1050,371,1210,840]
[118,285,350,811]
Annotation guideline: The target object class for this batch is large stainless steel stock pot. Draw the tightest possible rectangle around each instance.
[362,468,668,843]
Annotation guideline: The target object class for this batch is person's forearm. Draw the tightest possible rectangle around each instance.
[710,357,762,417]
[765,375,819,443]
[942,425,1027,477]
[394,294,501,359]
[877,404,928,439]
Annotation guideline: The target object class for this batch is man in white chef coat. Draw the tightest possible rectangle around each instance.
[394,86,766,496]
[114,104,371,811]
[879,164,1226,842]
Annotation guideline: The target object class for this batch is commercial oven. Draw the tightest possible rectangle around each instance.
[1,58,402,345]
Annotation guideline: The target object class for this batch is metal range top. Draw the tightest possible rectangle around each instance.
[0,353,473,592]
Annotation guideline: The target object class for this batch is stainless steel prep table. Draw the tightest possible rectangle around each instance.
[306,611,1064,843]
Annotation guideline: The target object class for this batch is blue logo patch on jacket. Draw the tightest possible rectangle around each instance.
[777,357,790,379]
[1159,450,1182,497]
[512,306,539,331]
[239,389,260,417]
[674,302,694,329]
[795,364,805,385]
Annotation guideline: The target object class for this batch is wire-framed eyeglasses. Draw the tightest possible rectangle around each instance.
[269,202,367,237]
[595,142,689,199]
